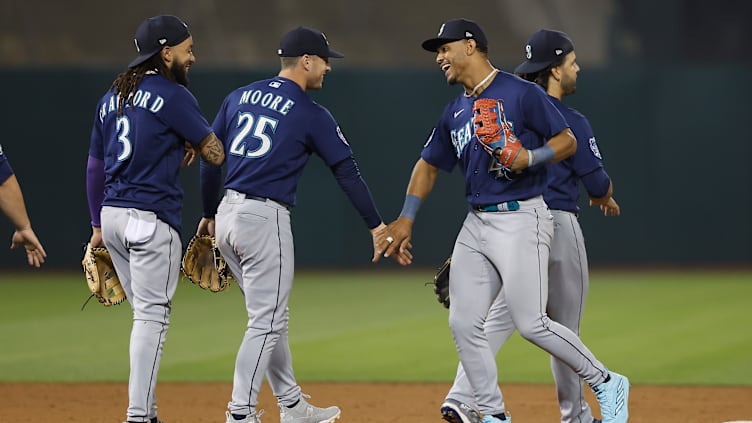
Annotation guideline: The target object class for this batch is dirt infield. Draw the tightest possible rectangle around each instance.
[1,382,750,422]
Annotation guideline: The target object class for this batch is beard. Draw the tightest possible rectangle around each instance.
[561,75,577,96]
[171,60,190,87]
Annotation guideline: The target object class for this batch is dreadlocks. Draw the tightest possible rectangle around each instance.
[110,54,173,116]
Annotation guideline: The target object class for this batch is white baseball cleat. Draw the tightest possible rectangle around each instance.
[279,394,340,423]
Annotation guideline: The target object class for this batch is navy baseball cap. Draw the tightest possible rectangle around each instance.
[514,29,574,74]
[128,15,191,68]
[421,18,488,52]
[277,27,344,58]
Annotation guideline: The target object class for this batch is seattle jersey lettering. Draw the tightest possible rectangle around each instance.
[450,119,474,158]
[98,90,165,122]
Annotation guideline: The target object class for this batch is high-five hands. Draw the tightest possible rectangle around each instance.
[372,217,413,266]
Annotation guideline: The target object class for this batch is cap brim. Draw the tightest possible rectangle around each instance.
[514,60,549,75]
[128,50,160,68]
[325,49,344,58]
[421,37,460,52]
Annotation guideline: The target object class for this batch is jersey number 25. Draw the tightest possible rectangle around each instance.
[229,112,278,158]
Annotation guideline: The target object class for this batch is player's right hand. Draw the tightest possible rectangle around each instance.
[381,217,414,266]
[181,142,197,167]
[11,227,46,268]
[88,227,104,248]
[370,222,388,263]
[590,196,620,217]
[196,217,216,237]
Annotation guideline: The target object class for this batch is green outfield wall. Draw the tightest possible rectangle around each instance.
[0,66,749,269]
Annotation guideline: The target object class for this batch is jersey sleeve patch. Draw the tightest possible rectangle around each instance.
[336,126,349,146]
[588,137,602,159]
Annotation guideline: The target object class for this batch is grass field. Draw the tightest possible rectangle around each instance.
[0,269,749,385]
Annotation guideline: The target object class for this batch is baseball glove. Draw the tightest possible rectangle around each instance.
[181,235,231,292]
[472,98,522,170]
[432,257,451,309]
[81,243,126,307]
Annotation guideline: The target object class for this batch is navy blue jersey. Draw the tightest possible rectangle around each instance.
[212,77,353,207]
[89,74,212,234]
[421,71,569,206]
[544,97,605,213]
[0,144,13,185]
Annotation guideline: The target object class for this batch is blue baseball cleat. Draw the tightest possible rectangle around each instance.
[592,371,629,423]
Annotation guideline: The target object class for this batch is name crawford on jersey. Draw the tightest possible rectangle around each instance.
[98,89,166,122]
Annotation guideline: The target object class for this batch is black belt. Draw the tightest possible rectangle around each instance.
[474,200,520,212]
[247,195,291,210]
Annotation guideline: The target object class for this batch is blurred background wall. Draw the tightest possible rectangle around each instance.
[0,0,750,269]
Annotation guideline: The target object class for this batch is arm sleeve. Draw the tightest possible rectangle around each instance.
[86,155,105,227]
[199,97,230,217]
[200,159,223,217]
[330,156,383,229]
[580,167,611,198]
[0,153,14,185]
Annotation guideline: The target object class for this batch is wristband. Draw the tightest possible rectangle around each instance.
[530,145,555,167]
[399,194,422,220]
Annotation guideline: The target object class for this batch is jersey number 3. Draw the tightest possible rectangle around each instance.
[116,116,132,162]
[229,112,278,158]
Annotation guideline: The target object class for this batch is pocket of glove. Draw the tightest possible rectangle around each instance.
[124,209,157,245]
[181,235,232,293]
[81,243,126,309]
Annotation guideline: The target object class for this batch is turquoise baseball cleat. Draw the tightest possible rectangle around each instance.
[592,371,629,423]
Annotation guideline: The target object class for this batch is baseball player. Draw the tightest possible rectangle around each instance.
[196,27,391,423]
[381,19,629,423]
[0,146,46,267]
[443,29,621,423]
[86,15,225,423]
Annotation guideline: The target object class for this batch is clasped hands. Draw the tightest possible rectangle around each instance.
[371,217,413,266]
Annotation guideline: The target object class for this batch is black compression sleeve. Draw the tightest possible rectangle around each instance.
[581,167,611,199]
[331,156,383,229]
